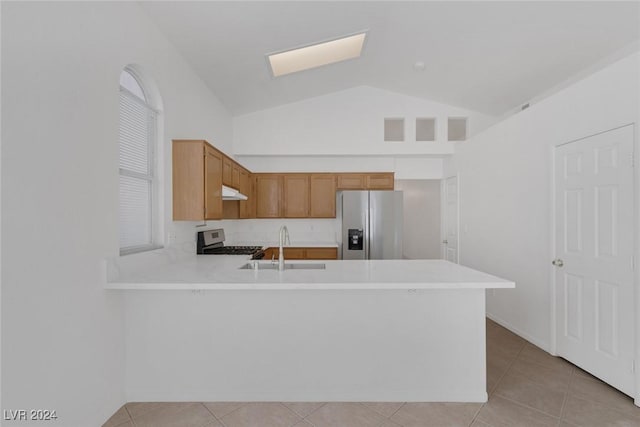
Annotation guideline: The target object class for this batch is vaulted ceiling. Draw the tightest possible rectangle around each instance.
[140,1,640,116]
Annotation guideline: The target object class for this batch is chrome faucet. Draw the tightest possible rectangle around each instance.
[278,225,290,271]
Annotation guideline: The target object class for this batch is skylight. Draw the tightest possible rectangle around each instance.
[267,32,367,77]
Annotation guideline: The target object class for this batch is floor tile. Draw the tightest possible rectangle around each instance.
[572,366,599,381]
[305,403,387,427]
[281,402,325,417]
[132,402,216,427]
[379,420,403,427]
[487,349,514,394]
[476,395,558,427]
[292,421,314,427]
[561,395,640,427]
[518,344,574,375]
[487,327,526,358]
[568,374,640,420]
[102,405,131,427]
[494,370,566,417]
[508,358,572,390]
[125,402,168,419]
[203,402,247,419]
[361,402,405,417]
[221,403,301,427]
[107,422,133,427]
[470,420,492,427]
[390,402,482,427]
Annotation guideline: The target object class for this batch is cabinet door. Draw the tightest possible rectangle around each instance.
[337,173,366,190]
[283,174,310,218]
[305,247,338,260]
[255,174,282,218]
[204,146,223,220]
[238,169,252,218]
[222,156,233,187]
[366,173,394,190]
[172,141,205,220]
[310,174,336,217]
[232,164,241,189]
[262,248,274,260]
[283,248,305,259]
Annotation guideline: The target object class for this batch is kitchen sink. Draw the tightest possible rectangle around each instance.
[239,262,326,270]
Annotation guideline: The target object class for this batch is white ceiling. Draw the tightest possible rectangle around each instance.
[140,1,640,117]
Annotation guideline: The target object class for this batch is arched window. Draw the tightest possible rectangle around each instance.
[118,66,163,254]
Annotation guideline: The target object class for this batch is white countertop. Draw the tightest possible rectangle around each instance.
[105,251,515,291]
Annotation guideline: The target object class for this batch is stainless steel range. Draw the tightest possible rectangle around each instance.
[196,229,264,259]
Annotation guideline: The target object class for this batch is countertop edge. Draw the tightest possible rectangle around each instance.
[105,281,515,290]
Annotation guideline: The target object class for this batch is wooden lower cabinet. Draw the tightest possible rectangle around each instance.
[263,247,338,260]
[305,247,338,260]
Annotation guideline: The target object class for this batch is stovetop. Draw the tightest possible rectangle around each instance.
[196,228,264,258]
[201,245,263,255]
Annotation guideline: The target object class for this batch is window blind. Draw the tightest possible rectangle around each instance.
[119,88,156,251]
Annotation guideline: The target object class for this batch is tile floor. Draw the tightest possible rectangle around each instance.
[103,319,640,427]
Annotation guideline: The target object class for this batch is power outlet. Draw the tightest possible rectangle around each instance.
[167,232,177,245]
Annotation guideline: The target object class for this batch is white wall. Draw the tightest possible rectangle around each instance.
[446,51,640,349]
[238,156,444,180]
[233,86,496,179]
[1,2,232,426]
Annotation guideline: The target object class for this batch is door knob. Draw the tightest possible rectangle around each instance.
[442,240,448,244]
[552,258,564,267]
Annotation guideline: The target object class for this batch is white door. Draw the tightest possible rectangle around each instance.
[443,176,459,263]
[554,125,635,395]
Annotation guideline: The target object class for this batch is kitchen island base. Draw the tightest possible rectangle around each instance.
[124,288,487,402]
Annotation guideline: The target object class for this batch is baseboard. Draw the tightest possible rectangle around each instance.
[125,390,488,403]
[486,312,549,351]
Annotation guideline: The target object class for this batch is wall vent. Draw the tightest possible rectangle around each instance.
[384,118,405,142]
[416,118,436,142]
[447,117,467,142]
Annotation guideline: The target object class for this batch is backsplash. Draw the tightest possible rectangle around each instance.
[168,218,341,253]
[224,218,341,245]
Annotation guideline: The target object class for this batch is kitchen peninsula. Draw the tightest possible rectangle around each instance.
[107,254,513,403]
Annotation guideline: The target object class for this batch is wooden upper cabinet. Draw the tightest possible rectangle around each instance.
[366,173,394,190]
[222,156,242,190]
[232,164,241,189]
[337,173,394,190]
[172,140,222,221]
[310,174,336,218]
[238,169,254,218]
[222,156,233,187]
[283,174,310,218]
[204,146,224,219]
[337,173,366,190]
[255,174,282,218]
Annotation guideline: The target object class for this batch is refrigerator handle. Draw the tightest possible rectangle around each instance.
[365,191,370,260]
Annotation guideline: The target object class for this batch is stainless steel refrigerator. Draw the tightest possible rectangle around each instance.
[341,191,403,260]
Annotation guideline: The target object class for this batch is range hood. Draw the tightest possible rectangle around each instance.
[222,185,248,201]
